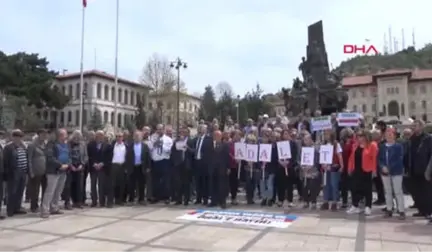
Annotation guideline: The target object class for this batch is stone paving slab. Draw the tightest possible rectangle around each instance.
[1,202,431,251]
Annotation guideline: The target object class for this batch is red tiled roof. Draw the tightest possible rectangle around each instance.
[342,69,432,87]
[56,69,151,89]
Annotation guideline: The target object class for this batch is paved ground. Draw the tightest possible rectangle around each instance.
[0,198,431,251]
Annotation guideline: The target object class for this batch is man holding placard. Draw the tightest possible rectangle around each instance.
[275,130,298,207]
[208,131,230,208]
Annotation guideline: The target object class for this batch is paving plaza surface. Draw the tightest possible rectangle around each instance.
[0,195,431,252]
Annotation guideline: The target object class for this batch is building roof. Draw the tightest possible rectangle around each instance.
[56,69,151,89]
[149,91,201,101]
[342,69,432,87]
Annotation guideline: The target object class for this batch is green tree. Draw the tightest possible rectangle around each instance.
[198,85,217,121]
[216,90,235,126]
[88,108,103,130]
[241,83,272,121]
[0,51,70,109]
[134,94,146,129]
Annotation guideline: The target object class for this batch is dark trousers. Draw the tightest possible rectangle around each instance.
[340,170,350,204]
[302,177,321,204]
[172,163,191,203]
[28,175,47,210]
[194,160,209,203]
[228,167,239,200]
[351,171,373,208]
[373,171,385,202]
[128,165,146,202]
[209,170,228,206]
[245,170,259,202]
[63,171,84,205]
[90,170,110,206]
[410,175,432,215]
[7,170,27,216]
[275,168,294,202]
[151,159,171,201]
[0,173,4,215]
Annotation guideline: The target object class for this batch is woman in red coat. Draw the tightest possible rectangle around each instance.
[340,128,355,208]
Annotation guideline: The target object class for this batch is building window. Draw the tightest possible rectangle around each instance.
[84,82,88,97]
[97,83,102,99]
[189,103,192,111]
[130,91,135,105]
[410,101,416,110]
[148,102,153,109]
[68,85,73,98]
[420,85,427,93]
[104,85,109,100]
[110,112,114,124]
[395,87,399,94]
[118,88,123,103]
[124,114,128,125]
[370,87,376,96]
[361,90,366,97]
[111,87,115,101]
[124,90,128,105]
[76,83,81,99]
[167,102,172,110]
[103,111,108,123]
[382,105,387,115]
[83,109,87,125]
[43,111,48,120]
[409,86,416,95]
[62,86,66,95]
[60,111,64,124]
[362,104,367,113]
[371,103,376,112]
[352,105,357,112]
[67,111,72,123]
[117,113,122,127]
[167,115,171,124]
[422,100,427,109]
[401,103,405,116]
[75,110,79,126]
[423,114,428,122]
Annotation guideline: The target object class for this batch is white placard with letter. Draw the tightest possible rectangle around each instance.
[258,144,272,162]
[245,144,258,162]
[300,147,315,166]
[319,145,334,164]
[276,141,291,160]
[234,142,246,160]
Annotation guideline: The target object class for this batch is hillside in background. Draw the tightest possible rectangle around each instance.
[335,44,432,75]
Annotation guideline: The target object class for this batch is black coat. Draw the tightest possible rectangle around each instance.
[87,141,111,173]
[125,142,151,174]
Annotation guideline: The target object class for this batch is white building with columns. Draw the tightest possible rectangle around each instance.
[37,70,151,128]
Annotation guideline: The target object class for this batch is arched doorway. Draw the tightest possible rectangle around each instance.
[388,100,399,117]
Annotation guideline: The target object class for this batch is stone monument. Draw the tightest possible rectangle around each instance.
[283,20,348,116]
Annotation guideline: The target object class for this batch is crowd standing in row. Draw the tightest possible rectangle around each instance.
[0,113,431,225]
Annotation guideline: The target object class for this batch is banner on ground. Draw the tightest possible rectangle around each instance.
[177,209,297,229]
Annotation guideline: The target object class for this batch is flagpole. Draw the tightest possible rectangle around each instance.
[79,2,86,132]
[113,0,119,131]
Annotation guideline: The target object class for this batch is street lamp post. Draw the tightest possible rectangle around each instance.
[235,95,240,124]
[170,58,187,137]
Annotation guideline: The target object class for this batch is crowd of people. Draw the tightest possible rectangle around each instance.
[0,113,431,225]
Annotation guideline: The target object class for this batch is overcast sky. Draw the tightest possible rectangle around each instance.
[1,0,430,96]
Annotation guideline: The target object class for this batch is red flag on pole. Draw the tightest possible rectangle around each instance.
[83,0,87,7]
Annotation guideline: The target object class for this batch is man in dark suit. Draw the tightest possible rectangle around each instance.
[171,127,193,205]
[87,130,111,207]
[208,130,230,208]
[4,129,29,217]
[193,124,212,205]
[0,135,4,220]
[125,130,151,205]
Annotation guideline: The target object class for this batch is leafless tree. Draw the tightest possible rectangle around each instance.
[139,53,176,94]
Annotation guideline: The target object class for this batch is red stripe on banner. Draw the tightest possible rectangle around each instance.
[338,119,359,123]
[83,0,87,7]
